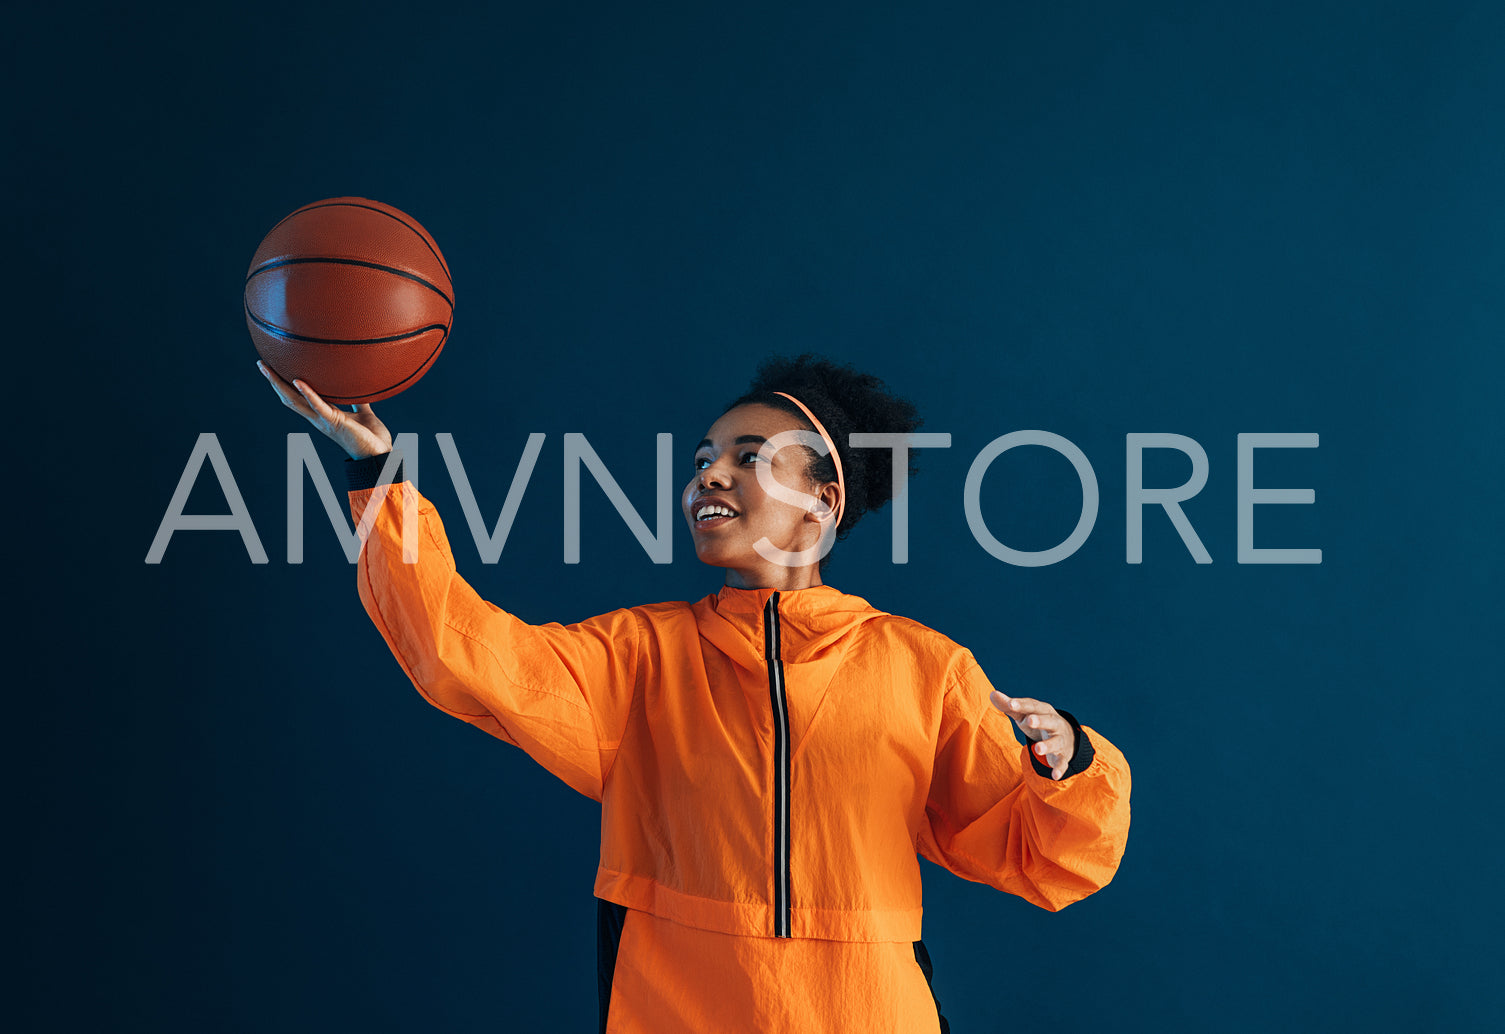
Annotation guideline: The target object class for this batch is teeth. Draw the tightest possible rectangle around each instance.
[696,504,737,521]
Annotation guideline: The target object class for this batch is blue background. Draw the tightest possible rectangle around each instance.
[13,1,1502,1030]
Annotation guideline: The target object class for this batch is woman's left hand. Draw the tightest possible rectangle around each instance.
[989,691,1076,781]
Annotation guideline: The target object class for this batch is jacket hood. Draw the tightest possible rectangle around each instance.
[692,583,888,672]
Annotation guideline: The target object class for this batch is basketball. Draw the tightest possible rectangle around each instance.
[244,197,454,405]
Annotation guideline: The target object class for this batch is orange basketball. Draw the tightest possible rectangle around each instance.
[244,197,454,404]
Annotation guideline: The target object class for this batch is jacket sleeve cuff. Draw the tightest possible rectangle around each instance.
[345,452,407,491]
[1025,708,1095,779]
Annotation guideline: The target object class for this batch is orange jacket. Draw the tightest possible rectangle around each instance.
[348,477,1132,951]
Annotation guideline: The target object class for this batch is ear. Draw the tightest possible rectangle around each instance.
[805,482,842,522]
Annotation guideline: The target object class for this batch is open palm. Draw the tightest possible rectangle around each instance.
[258,361,392,461]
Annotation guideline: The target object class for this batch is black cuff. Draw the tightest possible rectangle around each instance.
[1026,708,1095,779]
[345,453,406,491]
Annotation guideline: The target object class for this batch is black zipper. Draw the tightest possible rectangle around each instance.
[764,591,792,938]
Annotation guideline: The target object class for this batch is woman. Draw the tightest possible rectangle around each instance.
[259,352,1132,1033]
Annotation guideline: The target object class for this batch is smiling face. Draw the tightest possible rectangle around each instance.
[682,403,842,589]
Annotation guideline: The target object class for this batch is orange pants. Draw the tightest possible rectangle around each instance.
[603,907,947,1033]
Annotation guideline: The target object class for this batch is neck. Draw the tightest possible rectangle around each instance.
[723,565,824,590]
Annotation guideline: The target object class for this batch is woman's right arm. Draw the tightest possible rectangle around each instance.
[259,363,640,802]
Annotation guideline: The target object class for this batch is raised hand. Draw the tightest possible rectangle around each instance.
[989,691,1077,781]
[258,360,392,461]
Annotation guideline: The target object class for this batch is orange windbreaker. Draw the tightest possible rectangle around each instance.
[349,476,1131,1032]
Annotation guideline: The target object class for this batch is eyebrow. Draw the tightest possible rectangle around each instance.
[694,434,768,453]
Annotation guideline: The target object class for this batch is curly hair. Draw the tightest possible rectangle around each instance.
[722,353,925,569]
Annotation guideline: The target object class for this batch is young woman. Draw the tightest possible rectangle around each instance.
[260,353,1132,1034]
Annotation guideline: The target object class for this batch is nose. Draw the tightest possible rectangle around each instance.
[698,455,736,491]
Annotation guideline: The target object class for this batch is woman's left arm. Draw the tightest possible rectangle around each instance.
[917,655,1132,912]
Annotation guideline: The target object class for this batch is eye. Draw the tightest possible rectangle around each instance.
[695,451,762,470]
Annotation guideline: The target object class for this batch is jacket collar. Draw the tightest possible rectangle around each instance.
[693,582,886,668]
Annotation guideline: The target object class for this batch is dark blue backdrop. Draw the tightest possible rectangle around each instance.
[14,2,1502,1030]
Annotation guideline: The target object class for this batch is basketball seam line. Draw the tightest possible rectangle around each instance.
[245,302,449,346]
[246,256,454,308]
[248,320,449,403]
[317,325,449,402]
[261,200,453,284]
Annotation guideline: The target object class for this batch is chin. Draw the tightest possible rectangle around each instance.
[693,546,730,567]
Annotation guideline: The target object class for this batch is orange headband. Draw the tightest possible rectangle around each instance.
[772,391,845,530]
